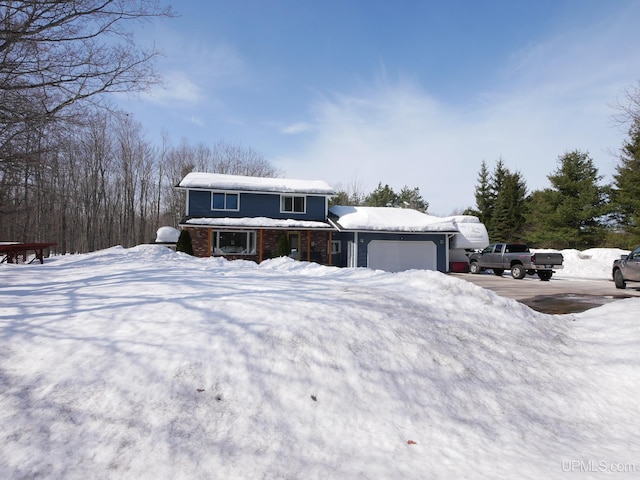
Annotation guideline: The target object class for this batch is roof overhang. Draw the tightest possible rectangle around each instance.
[180,217,334,231]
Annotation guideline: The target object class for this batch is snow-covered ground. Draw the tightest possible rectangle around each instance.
[1,246,639,479]
[550,247,629,280]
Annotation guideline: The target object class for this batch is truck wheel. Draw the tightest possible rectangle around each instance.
[493,268,504,276]
[614,269,626,289]
[538,271,552,281]
[469,261,481,274]
[511,264,526,279]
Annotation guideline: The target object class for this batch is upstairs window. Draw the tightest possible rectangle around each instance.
[212,192,239,211]
[281,195,306,213]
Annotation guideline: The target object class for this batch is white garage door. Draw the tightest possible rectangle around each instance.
[367,240,437,272]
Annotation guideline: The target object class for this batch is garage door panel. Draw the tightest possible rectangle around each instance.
[368,240,437,272]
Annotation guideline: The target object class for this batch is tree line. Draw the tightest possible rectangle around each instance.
[464,105,640,250]
[0,1,279,253]
[0,110,279,252]
[2,2,640,253]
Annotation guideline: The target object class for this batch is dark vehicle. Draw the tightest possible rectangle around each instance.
[612,245,640,289]
[468,243,564,280]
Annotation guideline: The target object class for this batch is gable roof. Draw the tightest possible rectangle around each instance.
[178,172,336,195]
[329,206,458,232]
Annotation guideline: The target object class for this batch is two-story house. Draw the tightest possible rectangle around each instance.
[177,172,489,273]
[177,172,337,263]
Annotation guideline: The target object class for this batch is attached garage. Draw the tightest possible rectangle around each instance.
[328,206,459,273]
[368,240,437,272]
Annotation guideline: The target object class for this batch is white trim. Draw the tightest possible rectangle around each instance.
[351,232,359,267]
[212,230,257,256]
[210,191,240,212]
[280,194,306,214]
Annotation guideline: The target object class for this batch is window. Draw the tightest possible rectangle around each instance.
[281,195,306,213]
[211,192,239,211]
[331,240,341,254]
[507,243,529,253]
[212,231,256,255]
[482,245,494,254]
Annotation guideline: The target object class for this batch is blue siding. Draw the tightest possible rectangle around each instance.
[188,191,214,217]
[331,232,449,272]
[187,190,327,220]
[357,232,448,271]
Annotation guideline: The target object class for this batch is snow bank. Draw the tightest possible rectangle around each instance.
[1,246,639,479]
[544,247,630,280]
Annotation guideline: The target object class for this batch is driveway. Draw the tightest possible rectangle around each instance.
[449,271,640,314]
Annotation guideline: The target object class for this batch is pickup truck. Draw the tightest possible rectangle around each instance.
[468,243,563,280]
[612,245,640,289]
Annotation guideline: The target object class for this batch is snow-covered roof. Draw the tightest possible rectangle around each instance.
[329,206,458,232]
[178,172,336,195]
[183,217,333,229]
[443,215,490,249]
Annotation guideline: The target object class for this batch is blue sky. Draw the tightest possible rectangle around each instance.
[121,0,640,214]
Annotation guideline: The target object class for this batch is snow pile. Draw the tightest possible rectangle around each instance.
[1,246,639,479]
[155,226,180,243]
[545,248,630,281]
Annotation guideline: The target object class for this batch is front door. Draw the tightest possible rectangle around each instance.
[288,232,300,259]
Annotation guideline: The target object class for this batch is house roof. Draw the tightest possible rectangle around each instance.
[329,206,459,233]
[177,172,336,195]
[181,217,333,230]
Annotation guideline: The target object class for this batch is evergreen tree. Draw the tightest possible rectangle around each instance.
[397,186,429,212]
[364,183,398,207]
[523,189,561,247]
[176,230,194,256]
[490,171,527,242]
[490,158,509,199]
[526,150,608,248]
[473,160,493,224]
[329,190,350,207]
[276,232,290,257]
[611,119,640,246]
[469,157,527,242]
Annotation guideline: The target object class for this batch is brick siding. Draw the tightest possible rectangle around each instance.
[182,227,333,265]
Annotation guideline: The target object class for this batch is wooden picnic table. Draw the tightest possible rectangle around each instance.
[0,242,57,264]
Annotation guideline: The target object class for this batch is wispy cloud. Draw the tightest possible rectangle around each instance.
[281,122,315,134]
[143,70,204,105]
[274,5,640,215]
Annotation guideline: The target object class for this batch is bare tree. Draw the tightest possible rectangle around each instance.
[0,0,173,235]
[0,1,173,125]
[210,141,282,177]
[612,80,640,126]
